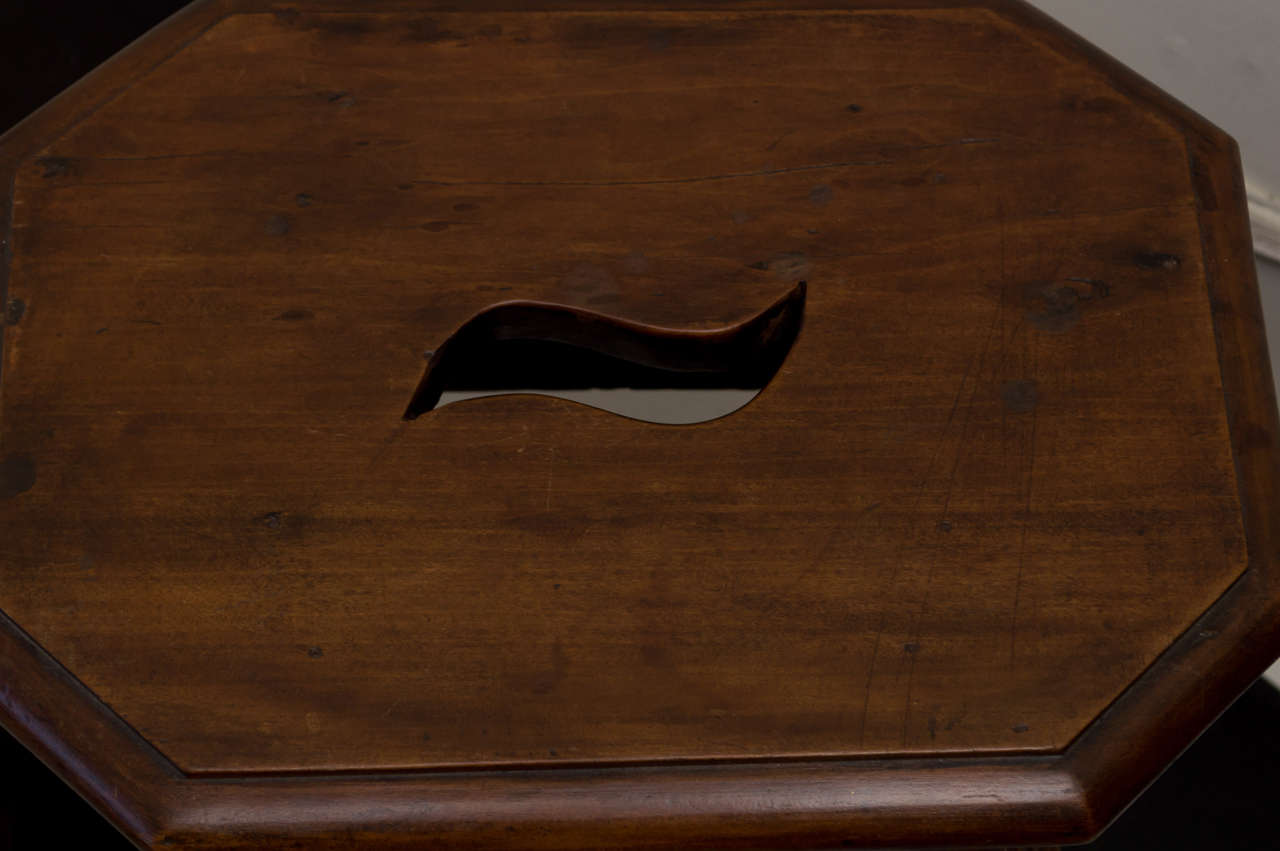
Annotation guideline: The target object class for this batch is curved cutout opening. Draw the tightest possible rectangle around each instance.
[403,282,805,424]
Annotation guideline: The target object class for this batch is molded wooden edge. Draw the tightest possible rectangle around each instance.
[0,611,180,849]
[239,0,1003,11]
[988,2,1280,842]
[1058,130,1280,842]
[0,3,235,847]
[0,0,235,171]
[0,582,1097,850]
[0,1,1276,849]
[0,0,234,424]
[153,762,1091,850]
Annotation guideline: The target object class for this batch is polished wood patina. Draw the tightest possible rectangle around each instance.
[0,1,1276,848]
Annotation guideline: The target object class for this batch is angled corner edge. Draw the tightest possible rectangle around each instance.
[0,609,184,849]
[982,1,1280,839]
[0,0,237,173]
[990,0,1238,153]
[1061,121,1280,845]
[0,8,248,844]
[0,0,240,422]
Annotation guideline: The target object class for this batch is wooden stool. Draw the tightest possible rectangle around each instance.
[1,1,1276,848]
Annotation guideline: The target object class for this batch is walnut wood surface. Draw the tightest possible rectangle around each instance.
[0,1,1275,849]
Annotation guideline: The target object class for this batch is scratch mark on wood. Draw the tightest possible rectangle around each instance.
[811,502,881,569]
[409,140,999,189]
[764,129,796,152]
[366,422,409,472]
[545,446,556,511]
[900,294,1004,746]
[415,159,889,188]
[1009,339,1039,670]
[94,151,258,161]
[34,179,173,190]
[857,282,997,745]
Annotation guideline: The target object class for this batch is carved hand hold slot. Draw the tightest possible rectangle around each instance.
[404,282,806,424]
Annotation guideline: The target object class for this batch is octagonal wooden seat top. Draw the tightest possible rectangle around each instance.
[1,1,1277,848]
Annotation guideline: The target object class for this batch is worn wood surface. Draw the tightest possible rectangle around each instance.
[0,1,1275,849]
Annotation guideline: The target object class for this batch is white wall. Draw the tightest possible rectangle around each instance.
[1256,258,1280,686]
[1027,1,1280,194]
[1028,3,1280,684]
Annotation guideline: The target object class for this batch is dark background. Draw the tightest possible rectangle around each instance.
[1,2,1278,848]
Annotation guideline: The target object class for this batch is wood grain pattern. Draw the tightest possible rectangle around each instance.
[0,1,1274,848]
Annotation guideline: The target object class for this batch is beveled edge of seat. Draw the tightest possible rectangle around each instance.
[0,1,1276,848]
